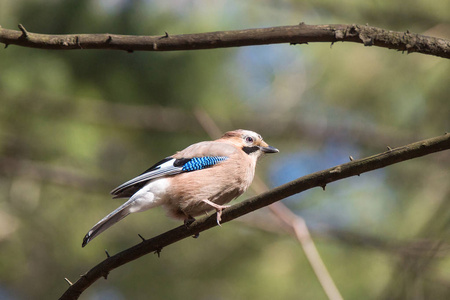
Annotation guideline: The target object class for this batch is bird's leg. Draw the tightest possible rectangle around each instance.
[200,199,231,226]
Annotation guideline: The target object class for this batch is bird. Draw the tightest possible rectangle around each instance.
[82,129,279,247]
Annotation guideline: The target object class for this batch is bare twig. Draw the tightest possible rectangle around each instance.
[1,24,449,58]
[64,278,73,286]
[255,178,344,300]
[193,108,224,139]
[60,133,450,300]
[293,217,343,300]
[17,24,29,38]
[267,199,344,299]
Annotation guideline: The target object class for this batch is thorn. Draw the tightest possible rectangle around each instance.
[154,248,162,258]
[105,249,110,258]
[330,41,334,48]
[76,36,82,49]
[164,31,169,38]
[290,42,297,45]
[192,233,200,238]
[387,146,392,151]
[64,278,73,286]
[321,185,326,191]
[102,271,109,280]
[4,44,8,49]
[138,234,146,242]
[127,49,134,53]
[406,30,410,34]
[18,24,29,38]
[299,22,305,25]
[81,235,89,248]
[184,217,195,228]
[349,156,354,161]
[106,35,112,43]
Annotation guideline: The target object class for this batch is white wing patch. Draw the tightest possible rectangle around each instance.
[110,158,182,195]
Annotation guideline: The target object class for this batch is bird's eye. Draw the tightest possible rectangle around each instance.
[245,136,254,143]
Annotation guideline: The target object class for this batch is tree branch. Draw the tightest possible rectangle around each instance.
[1,23,449,58]
[60,133,450,300]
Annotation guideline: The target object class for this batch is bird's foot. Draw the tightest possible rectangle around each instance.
[183,216,199,237]
[200,199,231,226]
[184,216,196,228]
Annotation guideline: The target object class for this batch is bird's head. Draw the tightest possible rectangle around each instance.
[221,129,279,159]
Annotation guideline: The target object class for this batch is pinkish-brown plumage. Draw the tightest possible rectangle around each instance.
[82,129,278,247]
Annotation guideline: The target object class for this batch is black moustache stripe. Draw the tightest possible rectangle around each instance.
[242,146,260,155]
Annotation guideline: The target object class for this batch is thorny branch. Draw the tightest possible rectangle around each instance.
[0,23,449,58]
[60,133,450,300]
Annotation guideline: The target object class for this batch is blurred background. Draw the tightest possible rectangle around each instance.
[0,0,449,299]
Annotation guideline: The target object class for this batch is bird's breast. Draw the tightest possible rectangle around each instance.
[164,156,255,218]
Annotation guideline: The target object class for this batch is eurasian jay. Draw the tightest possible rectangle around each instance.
[82,129,278,247]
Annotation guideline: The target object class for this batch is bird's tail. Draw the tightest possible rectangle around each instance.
[82,201,133,247]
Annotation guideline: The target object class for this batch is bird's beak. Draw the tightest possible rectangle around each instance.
[260,145,279,153]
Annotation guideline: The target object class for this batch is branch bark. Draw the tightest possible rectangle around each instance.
[60,133,450,300]
[1,23,449,58]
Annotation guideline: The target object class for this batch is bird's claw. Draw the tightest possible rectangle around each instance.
[184,217,196,228]
[200,199,231,226]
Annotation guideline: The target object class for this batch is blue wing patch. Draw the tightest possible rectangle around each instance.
[111,156,229,196]
[181,156,228,172]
